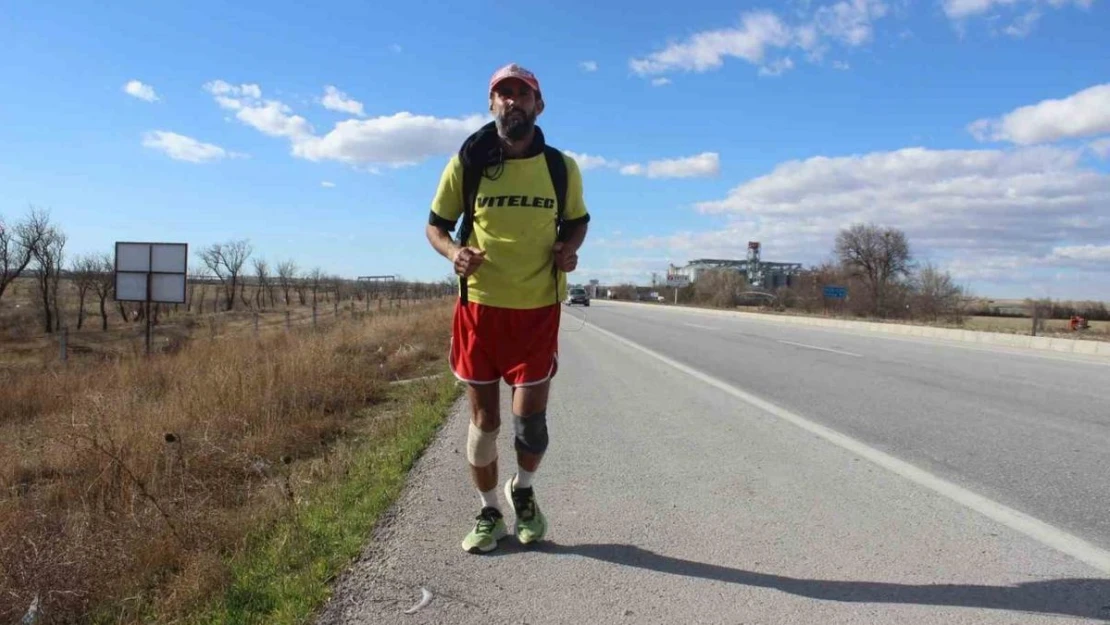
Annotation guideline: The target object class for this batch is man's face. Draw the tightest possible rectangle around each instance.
[490,78,543,141]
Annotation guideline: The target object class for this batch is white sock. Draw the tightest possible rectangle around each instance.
[479,487,499,511]
[514,469,535,490]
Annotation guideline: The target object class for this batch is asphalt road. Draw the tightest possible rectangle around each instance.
[314,300,1110,624]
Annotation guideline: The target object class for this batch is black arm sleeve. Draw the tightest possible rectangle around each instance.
[428,210,457,232]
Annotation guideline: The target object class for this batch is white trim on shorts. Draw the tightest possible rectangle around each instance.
[509,352,558,389]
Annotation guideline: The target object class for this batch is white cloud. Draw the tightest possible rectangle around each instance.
[630,10,793,75]
[123,80,159,102]
[321,181,336,188]
[651,77,672,86]
[759,57,796,76]
[564,150,719,178]
[626,145,1110,290]
[141,130,241,163]
[621,152,721,179]
[969,83,1110,145]
[812,0,889,46]
[629,0,887,77]
[205,79,482,168]
[292,112,487,167]
[204,80,261,99]
[832,60,851,70]
[320,85,366,117]
[580,60,598,72]
[1049,244,1110,263]
[1002,9,1041,37]
[564,150,620,171]
[942,0,1092,20]
[1088,137,1110,158]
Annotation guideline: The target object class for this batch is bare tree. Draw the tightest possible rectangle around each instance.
[293,271,308,305]
[910,262,965,322]
[308,267,324,305]
[693,268,748,308]
[0,206,49,304]
[276,259,297,306]
[31,221,66,333]
[239,275,252,310]
[198,239,252,311]
[834,223,913,317]
[70,254,102,330]
[89,253,114,331]
[253,258,270,310]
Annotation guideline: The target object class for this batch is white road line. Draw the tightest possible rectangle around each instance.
[585,321,1110,575]
[683,323,718,331]
[777,339,862,358]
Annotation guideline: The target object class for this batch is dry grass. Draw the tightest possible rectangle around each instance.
[0,297,455,624]
[961,315,1110,337]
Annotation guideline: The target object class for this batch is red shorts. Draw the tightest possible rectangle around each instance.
[449,300,560,387]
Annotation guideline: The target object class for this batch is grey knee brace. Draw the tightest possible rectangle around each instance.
[513,411,549,455]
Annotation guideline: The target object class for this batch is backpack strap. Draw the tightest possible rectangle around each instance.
[544,145,569,303]
[544,145,568,240]
[456,156,484,305]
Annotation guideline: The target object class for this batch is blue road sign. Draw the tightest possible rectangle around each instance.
[823,285,847,299]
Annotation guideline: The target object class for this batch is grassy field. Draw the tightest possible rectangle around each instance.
[0,290,461,624]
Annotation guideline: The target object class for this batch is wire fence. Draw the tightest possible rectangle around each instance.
[2,290,453,367]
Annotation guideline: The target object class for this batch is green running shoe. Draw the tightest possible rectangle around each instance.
[504,479,547,545]
[461,506,507,554]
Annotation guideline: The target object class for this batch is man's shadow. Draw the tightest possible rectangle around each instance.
[495,541,1110,621]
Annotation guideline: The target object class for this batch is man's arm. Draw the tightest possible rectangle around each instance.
[426,223,460,262]
[561,219,589,252]
[427,222,486,277]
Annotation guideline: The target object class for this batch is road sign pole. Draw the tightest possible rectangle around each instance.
[146,249,153,356]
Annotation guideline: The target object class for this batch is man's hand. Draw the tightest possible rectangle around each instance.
[452,246,486,277]
[553,242,578,272]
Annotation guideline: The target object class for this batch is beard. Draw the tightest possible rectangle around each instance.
[495,107,536,141]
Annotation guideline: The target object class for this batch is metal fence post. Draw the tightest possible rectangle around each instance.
[285,310,291,331]
[60,327,68,362]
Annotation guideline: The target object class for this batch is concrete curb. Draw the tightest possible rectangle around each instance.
[603,300,1110,359]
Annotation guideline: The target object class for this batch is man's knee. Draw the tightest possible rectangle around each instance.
[513,410,549,455]
[467,422,499,467]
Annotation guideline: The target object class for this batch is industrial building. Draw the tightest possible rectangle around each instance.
[666,242,803,290]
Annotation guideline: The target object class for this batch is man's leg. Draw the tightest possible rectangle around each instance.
[461,381,508,553]
[504,379,551,545]
[511,379,550,483]
[467,381,501,498]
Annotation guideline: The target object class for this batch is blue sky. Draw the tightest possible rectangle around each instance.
[2,0,1109,300]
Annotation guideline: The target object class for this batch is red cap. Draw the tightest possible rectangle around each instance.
[489,63,541,95]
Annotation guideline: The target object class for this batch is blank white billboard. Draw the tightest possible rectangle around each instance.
[113,241,188,303]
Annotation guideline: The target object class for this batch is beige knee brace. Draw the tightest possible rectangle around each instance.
[467,422,499,467]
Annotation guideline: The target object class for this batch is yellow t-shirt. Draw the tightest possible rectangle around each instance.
[431,150,589,310]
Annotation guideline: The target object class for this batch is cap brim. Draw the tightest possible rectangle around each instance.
[490,75,541,94]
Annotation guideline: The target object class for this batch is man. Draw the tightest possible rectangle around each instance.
[424,63,590,554]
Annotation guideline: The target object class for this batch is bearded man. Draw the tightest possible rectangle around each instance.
[424,63,591,553]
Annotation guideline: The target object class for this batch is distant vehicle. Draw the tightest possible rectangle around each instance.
[566,286,590,306]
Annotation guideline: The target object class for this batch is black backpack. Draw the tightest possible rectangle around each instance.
[455,143,569,305]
